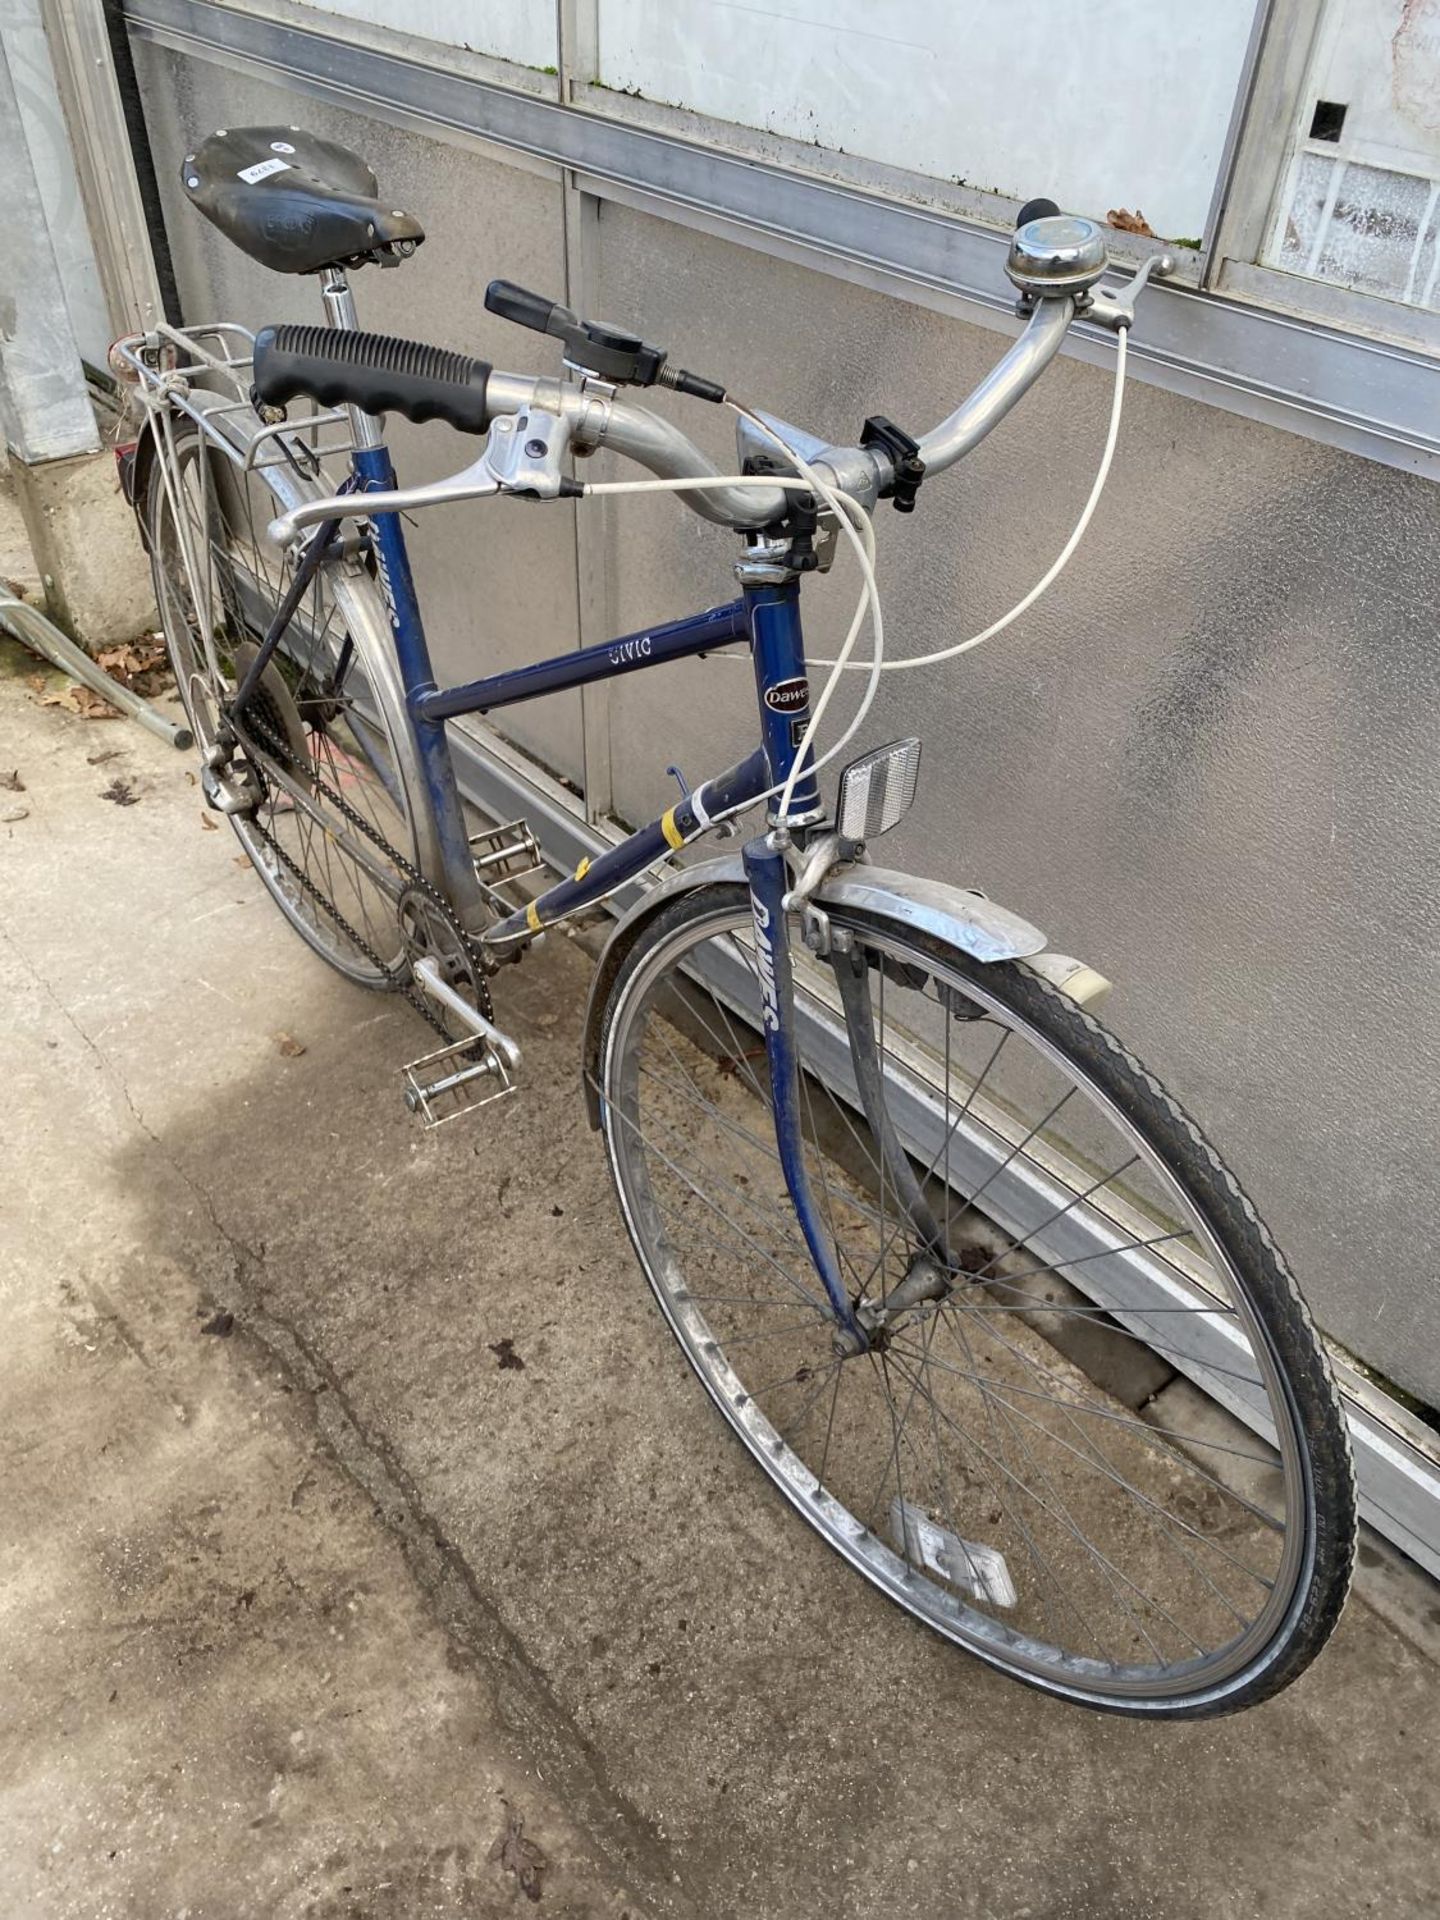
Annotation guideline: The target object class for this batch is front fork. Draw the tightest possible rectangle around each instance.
[744,834,956,1354]
[743,834,868,1353]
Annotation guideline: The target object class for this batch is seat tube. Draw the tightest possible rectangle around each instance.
[323,271,482,918]
[351,446,484,919]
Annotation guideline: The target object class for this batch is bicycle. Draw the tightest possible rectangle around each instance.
[113,124,1357,1717]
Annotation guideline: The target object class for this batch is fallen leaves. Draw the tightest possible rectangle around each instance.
[200,813,219,831]
[43,684,119,721]
[1108,207,1157,237]
[32,635,173,726]
[99,778,139,807]
[1,770,23,792]
[487,1799,547,1903]
[2,805,28,824]
[272,1032,306,1058]
[488,1337,525,1372]
[94,636,171,696]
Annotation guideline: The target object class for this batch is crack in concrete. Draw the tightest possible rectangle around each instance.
[5,921,693,1916]
[1,919,166,1149]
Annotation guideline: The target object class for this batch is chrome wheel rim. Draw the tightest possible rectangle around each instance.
[602,900,1316,1708]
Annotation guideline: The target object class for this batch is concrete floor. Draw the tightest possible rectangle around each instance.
[4,647,1440,1920]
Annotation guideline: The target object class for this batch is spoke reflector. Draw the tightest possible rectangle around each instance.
[890,1498,1017,1608]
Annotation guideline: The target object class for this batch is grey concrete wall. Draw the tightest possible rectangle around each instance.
[135,43,1440,1413]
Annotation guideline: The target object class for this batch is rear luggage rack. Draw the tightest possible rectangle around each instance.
[110,321,371,481]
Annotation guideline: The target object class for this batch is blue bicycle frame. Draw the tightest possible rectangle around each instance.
[332,443,860,1338]
[344,443,821,924]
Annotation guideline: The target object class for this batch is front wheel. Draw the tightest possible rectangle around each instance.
[596,885,1355,1717]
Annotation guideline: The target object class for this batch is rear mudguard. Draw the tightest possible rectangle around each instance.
[580,855,1048,1128]
[115,413,163,531]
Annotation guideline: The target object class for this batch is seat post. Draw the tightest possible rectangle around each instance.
[320,265,360,331]
[319,266,385,450]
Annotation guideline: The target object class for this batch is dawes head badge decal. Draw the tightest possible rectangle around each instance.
[763,677,809,714]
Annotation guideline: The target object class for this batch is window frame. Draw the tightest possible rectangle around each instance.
[1205,0,1440,356]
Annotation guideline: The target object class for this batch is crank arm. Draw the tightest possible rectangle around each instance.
[411,956,523,1075]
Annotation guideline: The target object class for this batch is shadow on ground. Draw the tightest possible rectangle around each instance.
[110,934,1440,1920]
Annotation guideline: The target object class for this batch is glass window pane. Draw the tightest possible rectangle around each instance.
[1262,0,1440,311]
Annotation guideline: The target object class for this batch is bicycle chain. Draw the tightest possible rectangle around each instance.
[232,702,494,1039]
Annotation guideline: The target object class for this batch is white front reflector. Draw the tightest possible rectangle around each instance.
[837,737,921,841]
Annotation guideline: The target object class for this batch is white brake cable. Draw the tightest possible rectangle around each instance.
[579,453,884,823]
[575,325,1128,822]
[810,326,1129,673]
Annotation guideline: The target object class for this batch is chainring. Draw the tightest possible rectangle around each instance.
[398,886,495,1036]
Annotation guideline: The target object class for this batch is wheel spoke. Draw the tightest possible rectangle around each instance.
[599,865,1350,1706]
[146,430,413,981]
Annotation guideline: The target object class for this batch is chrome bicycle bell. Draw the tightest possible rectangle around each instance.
[1006,214,1109,297]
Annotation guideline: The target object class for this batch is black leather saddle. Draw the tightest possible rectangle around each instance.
[181,127,425,276]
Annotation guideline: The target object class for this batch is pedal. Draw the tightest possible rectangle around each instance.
[469,817,545,887]
[402,1034,516,1127]
[404,953,523,1128]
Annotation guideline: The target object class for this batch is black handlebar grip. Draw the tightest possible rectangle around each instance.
[1015,197,1061,228]
[253,325,492,435]
[484,279,564,336]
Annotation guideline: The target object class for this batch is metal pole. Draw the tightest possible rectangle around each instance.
[39,0,170,336]
[0,589,192,750]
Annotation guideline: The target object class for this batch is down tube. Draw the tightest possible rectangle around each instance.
[352,445,482,918]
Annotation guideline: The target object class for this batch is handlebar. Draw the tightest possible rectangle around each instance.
[266,211,1173,549]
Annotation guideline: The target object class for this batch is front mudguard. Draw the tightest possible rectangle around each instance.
[580,854,1049,1128]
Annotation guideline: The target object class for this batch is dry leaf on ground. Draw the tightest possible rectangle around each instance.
[99,778,139,807]
[95,637,172,698]
[273,1032,307,1057]
[487,1799,548,1903]
[42,684,120,721]
[1,770,23,791]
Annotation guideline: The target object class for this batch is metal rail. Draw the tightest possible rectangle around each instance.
[122,0,1440,482]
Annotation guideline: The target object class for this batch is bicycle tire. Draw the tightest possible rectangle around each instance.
[596,884,1356,1717]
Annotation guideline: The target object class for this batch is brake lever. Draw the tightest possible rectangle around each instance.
[267,407,578,546]
[1083,249,1176,332]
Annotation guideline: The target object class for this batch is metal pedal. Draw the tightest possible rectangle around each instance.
[469,817,545,886]
[403,953,523,1127]
[402,1033,516,1127]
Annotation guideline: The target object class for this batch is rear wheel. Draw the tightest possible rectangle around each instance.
[143,415,419,985]
[597,886,1355,1717]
